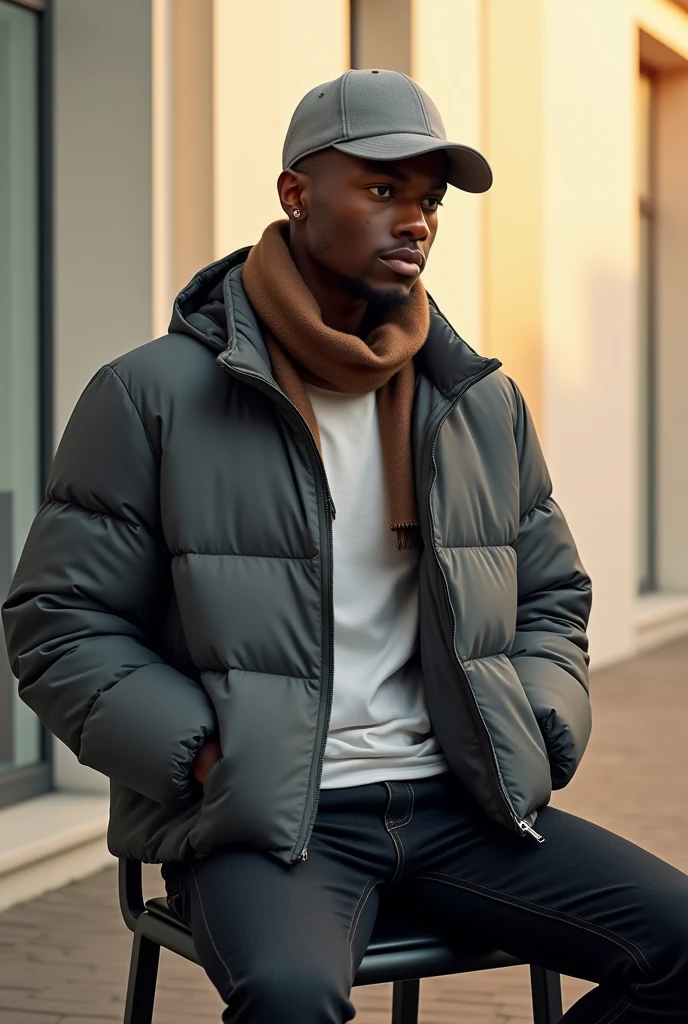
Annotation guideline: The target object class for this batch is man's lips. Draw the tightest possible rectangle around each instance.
[378,248,424,278]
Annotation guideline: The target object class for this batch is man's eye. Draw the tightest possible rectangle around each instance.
[422,197,443,211]
[369,185,392,198]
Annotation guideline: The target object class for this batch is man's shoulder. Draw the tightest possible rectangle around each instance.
[107,331,219,407]
[461,362,521,427]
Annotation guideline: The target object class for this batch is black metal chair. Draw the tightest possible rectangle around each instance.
[119,858,563,1024]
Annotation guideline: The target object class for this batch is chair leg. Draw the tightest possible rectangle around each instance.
[391,979,420,1024]
[123,931,160,1024]
[529,964,563,1024]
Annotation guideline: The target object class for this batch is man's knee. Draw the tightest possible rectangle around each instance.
[229,963,354,1024]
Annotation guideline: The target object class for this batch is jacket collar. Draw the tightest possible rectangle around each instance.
[170,248,501,400]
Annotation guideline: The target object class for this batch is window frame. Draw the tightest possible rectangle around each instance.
[0,0,53,809]
[637,65,658,596]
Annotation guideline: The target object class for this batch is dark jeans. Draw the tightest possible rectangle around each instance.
[162,774,688,1023]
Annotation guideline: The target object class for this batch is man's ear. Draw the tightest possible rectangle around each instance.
[277,168,306,219]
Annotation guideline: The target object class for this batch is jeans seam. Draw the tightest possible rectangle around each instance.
[190,864,234,995]
[383,782,408,886]
[387,827,406,887]
[383,781,399,828]
[347,877,380,980]
[384,781,415,829]
[417,872,653,979]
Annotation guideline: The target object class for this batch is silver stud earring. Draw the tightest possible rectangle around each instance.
[293,208,301,218]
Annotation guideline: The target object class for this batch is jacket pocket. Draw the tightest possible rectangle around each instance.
[512,657,592,790]
[189,668,321,861]
[188,756,231,855]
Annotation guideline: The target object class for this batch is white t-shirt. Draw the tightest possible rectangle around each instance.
[303,382,448,789]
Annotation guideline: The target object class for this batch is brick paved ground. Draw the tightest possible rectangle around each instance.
[0,636,686,1023]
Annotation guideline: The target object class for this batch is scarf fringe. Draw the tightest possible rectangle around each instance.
[392,524,423,552]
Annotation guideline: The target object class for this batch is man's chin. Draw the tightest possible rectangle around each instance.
[340,273,412,310]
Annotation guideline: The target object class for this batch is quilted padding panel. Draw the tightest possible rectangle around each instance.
[432,375,520,548]
[157,366,320,562]
[464,654,551,818]
[172,552,323,678]
[438,545,517,660]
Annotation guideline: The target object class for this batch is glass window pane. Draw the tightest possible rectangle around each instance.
[0,0,42,771]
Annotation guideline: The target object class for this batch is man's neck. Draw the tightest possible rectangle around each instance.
[288,238,369,338]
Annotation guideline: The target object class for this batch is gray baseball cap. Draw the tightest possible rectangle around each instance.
[282,68,492,194]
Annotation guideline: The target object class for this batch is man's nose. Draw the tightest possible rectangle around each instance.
[393,206,429,242]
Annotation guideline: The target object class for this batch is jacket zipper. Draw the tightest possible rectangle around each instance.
[216,356,336,862]
[297,492,335,862]
[426,365,544,845]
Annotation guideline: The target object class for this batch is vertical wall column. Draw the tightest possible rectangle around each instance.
[482,0,544,424]
[212,0,349,258]
[171,0,214,298]
[412,0,485,350]
[153,0,215,336]
[350,0,485,350]
[351,0,412,74]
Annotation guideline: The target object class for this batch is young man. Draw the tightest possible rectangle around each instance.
[3,70,688,1023]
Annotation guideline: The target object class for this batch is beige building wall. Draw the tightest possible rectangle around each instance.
[540,0,638,667]
[471,0,636,665]
[212,0,349,258]
[412,0,485,352]
[473,0,688,667]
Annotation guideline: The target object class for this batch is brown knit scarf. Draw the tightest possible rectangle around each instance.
[242,220,430,551]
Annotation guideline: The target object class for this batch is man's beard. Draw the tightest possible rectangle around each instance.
[340,272,412,310]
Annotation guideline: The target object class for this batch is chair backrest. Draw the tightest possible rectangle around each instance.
[119,858,145,932]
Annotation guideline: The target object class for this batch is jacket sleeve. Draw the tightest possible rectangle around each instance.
[1,364,216,808]
[507,379,593,789]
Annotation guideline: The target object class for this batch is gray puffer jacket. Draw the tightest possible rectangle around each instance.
[1,247,592,865]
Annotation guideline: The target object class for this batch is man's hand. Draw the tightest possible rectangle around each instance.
[192,737,222,784]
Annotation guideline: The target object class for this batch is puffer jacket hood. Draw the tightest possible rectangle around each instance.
[2,246,592,865]
[170,250,245,352]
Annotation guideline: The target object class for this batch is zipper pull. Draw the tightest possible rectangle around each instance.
[327,495,337,520]
[518,820,545,843]
[298,846,308,862]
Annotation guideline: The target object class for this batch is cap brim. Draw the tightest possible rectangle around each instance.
[333,133,492,194]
